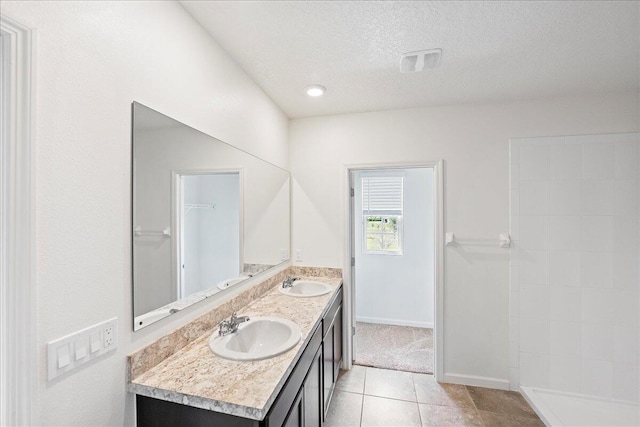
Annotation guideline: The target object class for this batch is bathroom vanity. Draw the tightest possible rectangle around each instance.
[130,274,343,427]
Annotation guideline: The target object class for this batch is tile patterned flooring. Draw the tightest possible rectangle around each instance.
[325,366,544,427]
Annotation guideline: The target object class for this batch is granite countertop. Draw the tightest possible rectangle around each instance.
[129,276,342,420]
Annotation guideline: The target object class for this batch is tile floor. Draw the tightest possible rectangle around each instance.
[325,366,544,427]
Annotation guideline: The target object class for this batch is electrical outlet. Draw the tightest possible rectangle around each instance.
[295,249,303,262]
[102,318,117,350]
[104,325,113,348]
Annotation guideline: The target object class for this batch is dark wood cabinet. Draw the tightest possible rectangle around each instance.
[303,347,322,427]
[137,394,259,427]
[266,324,321,427]
[322,290,343,418]
[322,326,334,413]
[333,306,343,383]
[136,284,342,427]
[283,389,303,427]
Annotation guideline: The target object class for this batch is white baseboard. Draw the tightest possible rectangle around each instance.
[443,373,510,390]
[356,316,433,329]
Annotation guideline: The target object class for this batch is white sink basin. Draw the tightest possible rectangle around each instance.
[278,280,333,297]
[209,317,301,361]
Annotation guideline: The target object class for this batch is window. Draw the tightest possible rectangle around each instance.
[362,175,403,254]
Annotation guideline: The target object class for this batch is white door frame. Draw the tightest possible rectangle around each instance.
[0,14,36,426]
[342,160,444,381]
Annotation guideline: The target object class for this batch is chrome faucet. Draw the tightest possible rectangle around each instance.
[282,276,300,288]
[218,311,250,336]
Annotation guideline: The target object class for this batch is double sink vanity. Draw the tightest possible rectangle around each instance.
[129,269,344,427]
[129,103,341,426]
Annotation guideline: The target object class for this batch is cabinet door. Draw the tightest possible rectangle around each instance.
[333,306,342,382]
[303,347,322,427]
[283,389,303,427]
[323,323,335,415]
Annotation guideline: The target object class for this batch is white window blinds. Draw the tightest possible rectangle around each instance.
[362,176,404,215]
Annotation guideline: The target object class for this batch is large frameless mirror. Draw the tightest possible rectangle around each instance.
[132,102,290,330]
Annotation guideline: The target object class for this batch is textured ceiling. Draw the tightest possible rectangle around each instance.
[180,1,639,119]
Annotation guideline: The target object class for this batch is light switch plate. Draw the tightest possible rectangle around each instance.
[90,332,101,353]
[75,338,88,361]
[57,344,70,369]
[47,317,118,381]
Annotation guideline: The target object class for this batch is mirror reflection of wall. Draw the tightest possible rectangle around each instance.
[132,102,290,330]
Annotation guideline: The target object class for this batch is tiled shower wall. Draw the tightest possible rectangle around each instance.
[509,133,639,402]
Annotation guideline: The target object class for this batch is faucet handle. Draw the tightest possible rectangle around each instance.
[218,318,229,336]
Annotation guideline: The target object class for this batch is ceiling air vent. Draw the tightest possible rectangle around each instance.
[400,48,442,73]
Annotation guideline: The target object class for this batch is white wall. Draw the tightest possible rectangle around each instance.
[510,133,640,402]
[1,1,289,426]
[290,92,639,387]
[354,168,435,328]
[244,177,291,266]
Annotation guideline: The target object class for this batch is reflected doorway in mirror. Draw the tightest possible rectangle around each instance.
[174,170,242,300]
[131,101,291,331]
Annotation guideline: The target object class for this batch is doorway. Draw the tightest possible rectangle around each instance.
[352,167,435,374]
[344,161,444,380]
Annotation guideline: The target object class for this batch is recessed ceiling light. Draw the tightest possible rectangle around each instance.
[305,84,326,97]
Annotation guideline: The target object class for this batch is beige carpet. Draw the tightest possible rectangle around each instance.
[354,322,433,374]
